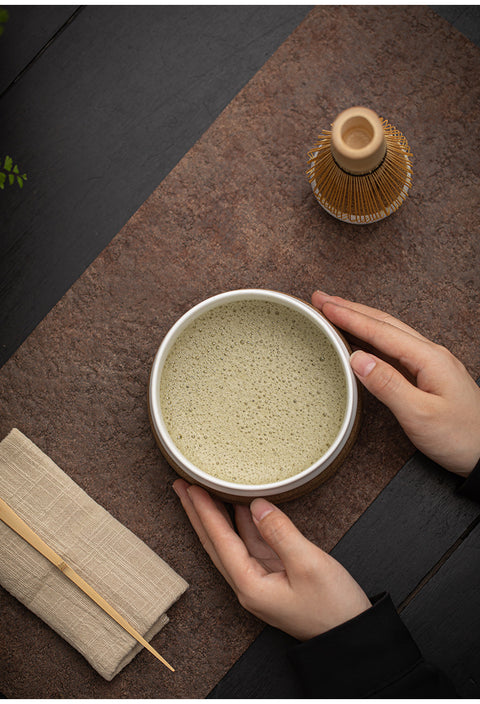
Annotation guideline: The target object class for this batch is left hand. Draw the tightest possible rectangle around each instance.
[173,479,371,641]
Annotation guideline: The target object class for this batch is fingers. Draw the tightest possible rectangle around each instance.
[172,480,236,588]
[250,499,314,576]
[312,291,428,342]
[174,481,267,589]
[349,350,428,422]
[311,290,439,422]
[235,504,285,573]
[234,504,262,550]
[312,292,432,378]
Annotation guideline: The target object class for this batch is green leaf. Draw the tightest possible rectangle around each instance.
[0,8,9,23]
[13,164,19,174]
[17,176,23,188]
[0,172,5,188]
[8,173,14,185]
[3,155,12,171]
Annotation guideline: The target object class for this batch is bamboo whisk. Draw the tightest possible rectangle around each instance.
[307,106,413,224]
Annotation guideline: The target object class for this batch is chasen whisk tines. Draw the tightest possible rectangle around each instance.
[307,106,413,225]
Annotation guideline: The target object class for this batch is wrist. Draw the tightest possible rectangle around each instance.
[294,592,372,641]
[458,456,480,502]
[453,451,480,478]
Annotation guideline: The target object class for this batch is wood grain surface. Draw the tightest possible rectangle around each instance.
[0,5,311,367]
[0,5,77,95]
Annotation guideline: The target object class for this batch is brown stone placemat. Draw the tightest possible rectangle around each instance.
[1,5,479,698]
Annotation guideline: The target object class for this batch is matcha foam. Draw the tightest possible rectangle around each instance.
[160,299,347,485]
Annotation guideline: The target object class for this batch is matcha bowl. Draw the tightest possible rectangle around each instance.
[148,289,361,502]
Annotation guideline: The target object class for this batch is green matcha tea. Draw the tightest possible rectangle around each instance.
[160,299,347,485]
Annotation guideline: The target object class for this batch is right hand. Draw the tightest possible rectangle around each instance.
[173,479,371,641]
[312,291,480,477]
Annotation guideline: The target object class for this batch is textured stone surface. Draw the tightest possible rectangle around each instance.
[1,5,480,698]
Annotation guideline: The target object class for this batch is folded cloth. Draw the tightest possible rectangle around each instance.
[0,428,188,680]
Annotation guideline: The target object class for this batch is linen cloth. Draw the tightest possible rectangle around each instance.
[0,428,188,680]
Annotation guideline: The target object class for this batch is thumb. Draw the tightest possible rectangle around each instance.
[350,350,423,421]
[250,499,311,571]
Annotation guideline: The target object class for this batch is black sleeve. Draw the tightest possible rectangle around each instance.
[288,593,457,698]
[458,457,480,502]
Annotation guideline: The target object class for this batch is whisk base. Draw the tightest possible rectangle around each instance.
[312,182,411,225]
[307,113,413,226]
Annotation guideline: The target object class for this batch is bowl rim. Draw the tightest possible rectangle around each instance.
[149,289,358,496]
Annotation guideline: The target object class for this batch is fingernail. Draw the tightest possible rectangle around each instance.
[172,480,186,498]
[350,350,377,377]
[250,498,275,523]
[312,290,331,307]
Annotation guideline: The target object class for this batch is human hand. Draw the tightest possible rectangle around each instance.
[173,478,371,641]
[312,291,480,477]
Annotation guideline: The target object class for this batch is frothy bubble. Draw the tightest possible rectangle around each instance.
[160,300,347,484]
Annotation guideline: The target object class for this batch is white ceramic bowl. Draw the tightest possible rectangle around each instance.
[149,289,360,502]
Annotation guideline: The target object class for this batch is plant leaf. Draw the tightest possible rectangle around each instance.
[9,173,14,185]
[4,155,12,171]
[0,8,9,23]
[17,176,23,188]
[13,164,19,174]
[0,172,5,188]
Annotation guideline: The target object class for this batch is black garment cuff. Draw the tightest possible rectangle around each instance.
[458,457,480,502]
[288,593,422,698]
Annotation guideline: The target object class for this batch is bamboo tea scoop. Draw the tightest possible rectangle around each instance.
[0,496,174,672]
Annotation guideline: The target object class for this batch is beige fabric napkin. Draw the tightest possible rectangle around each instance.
[0,428,188,680]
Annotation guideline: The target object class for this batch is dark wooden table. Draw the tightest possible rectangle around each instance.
[1,5,480,698]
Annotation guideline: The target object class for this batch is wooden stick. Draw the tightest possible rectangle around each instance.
[0,497,174,672]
